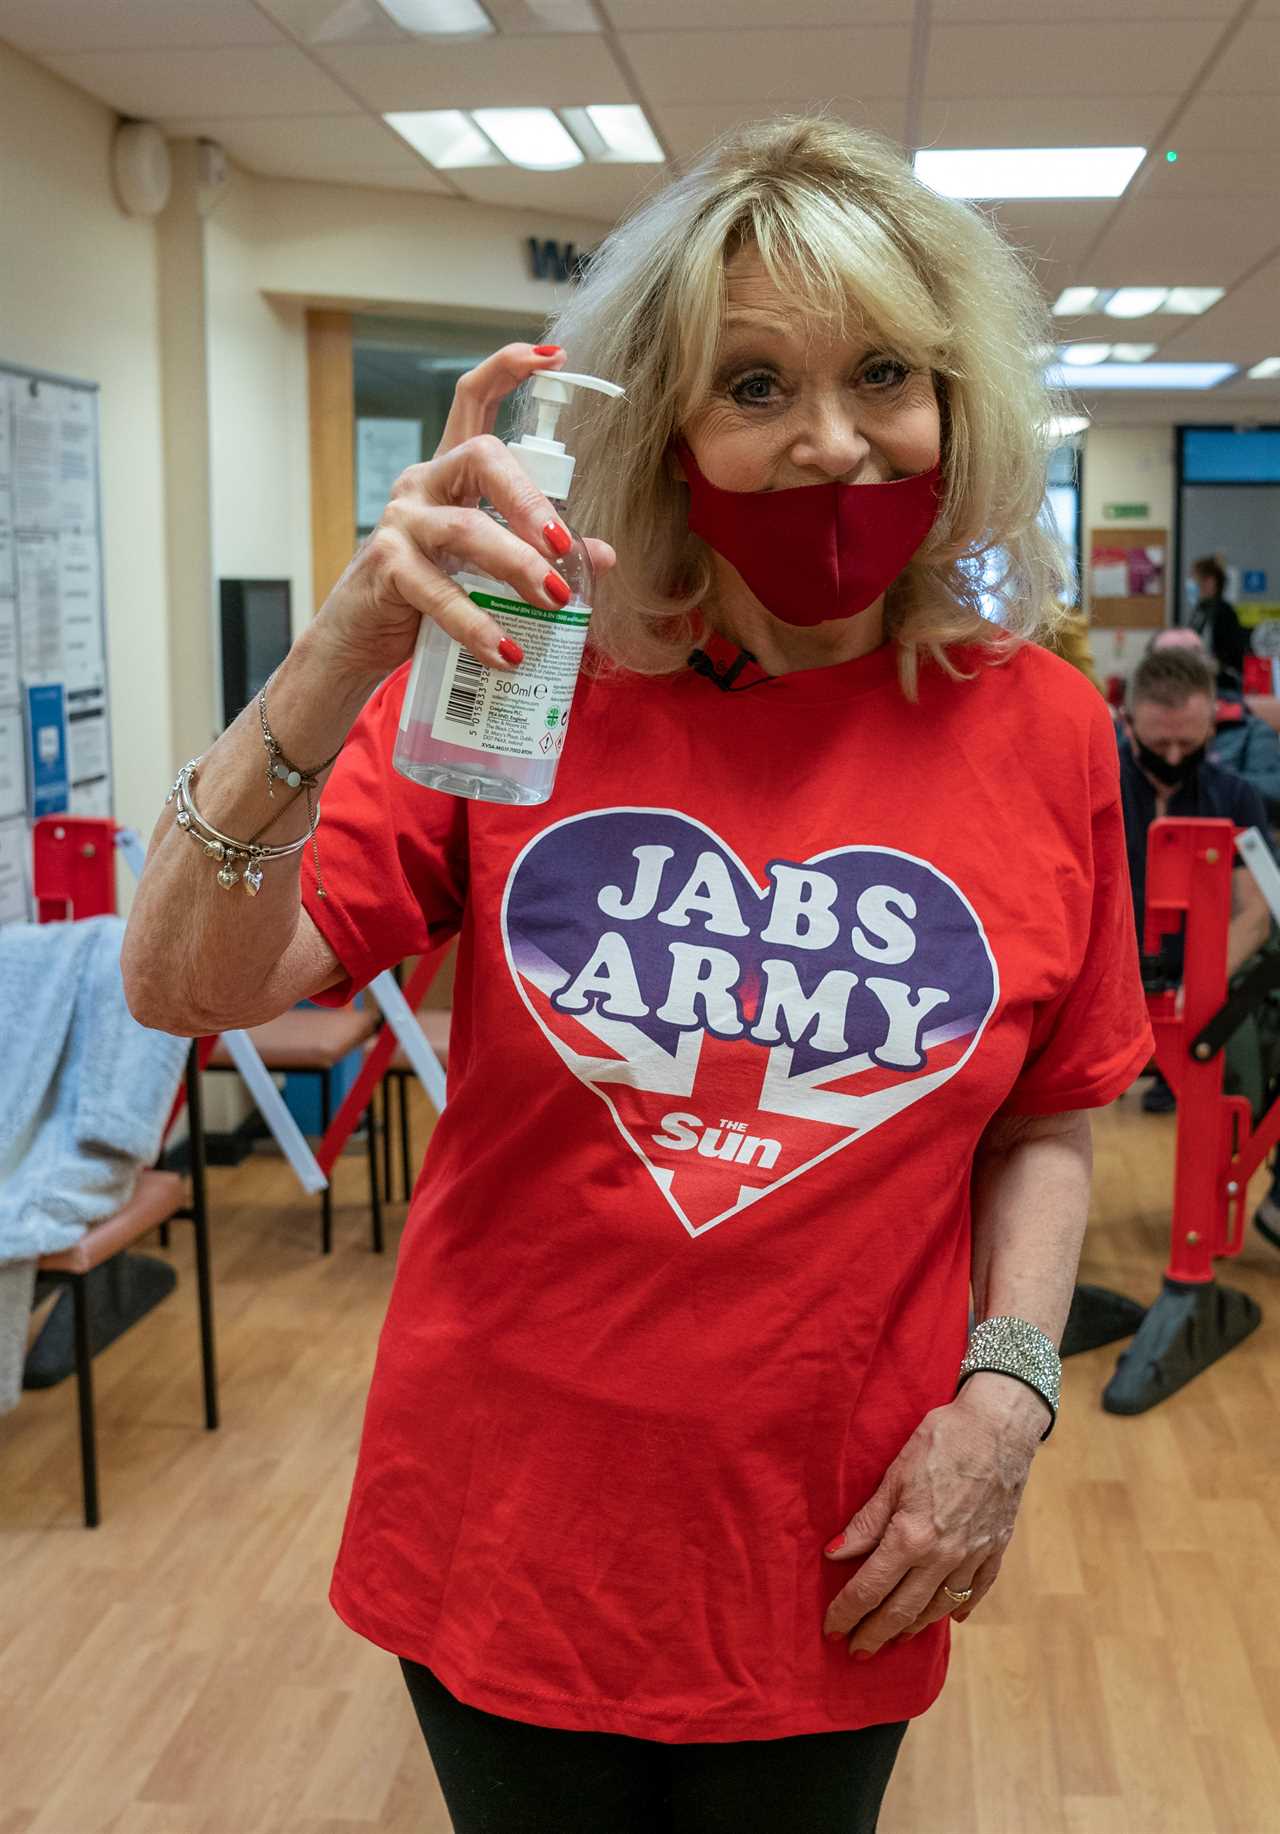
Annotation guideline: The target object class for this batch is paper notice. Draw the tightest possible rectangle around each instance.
[0,817,30,923]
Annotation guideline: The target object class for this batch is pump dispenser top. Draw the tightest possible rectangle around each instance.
[511,370,625,498]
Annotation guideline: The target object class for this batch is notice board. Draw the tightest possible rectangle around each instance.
[1088,525,1168,630]
[0,362,112,923]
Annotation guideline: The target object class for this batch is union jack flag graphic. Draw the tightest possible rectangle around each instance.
[503,809,999,1236]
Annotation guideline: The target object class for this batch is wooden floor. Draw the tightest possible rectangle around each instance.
[1,1082,1278,1834]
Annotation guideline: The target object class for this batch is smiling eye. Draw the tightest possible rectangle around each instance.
[862,359,910,389]
[728,370,779,407]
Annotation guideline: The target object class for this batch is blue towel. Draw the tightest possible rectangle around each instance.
[0,917,188,1411]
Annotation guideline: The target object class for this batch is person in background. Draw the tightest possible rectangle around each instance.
[1148,627,1280,819]
[1189,554,1248,682]
[1119,646,1272,1114]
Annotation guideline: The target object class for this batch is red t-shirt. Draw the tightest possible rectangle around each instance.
[301,634,1152,1744]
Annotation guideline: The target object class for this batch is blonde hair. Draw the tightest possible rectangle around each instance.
[530,115,1074,696]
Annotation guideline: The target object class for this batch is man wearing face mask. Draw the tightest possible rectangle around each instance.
[1119,645,1272,1113]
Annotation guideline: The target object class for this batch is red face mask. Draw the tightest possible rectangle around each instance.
[677,441,943,628]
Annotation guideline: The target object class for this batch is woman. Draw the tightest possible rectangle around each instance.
[123,120,1152,1832]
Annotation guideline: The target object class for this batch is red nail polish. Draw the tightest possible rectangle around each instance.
[533,344,562,356]
[544,571,571,607]
[825,1536,845,1555]
[498,637,523,666]
[825,1630,845,1644]
[544,520,573,557]
[852,1649,873,1662]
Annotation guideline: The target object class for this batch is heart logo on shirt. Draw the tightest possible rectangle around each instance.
[501,808,999,1236]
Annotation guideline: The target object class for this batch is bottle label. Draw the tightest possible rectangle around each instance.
[429,581,591,759]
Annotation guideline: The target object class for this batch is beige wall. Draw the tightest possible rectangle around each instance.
[1082,425,1177,683]
[0,40,172,855]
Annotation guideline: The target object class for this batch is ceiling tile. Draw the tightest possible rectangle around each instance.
[652,98,909,163]
[255,0,407,45]
[603,0,912,25]
[161,113,453,189]
[0,0,286,50]
[930,0,1236,17]
[38,45,359,117]
[924,21,1223,96]
[313,34,632,109]
[1139,151,1280,200]
[919,95,1175,149]
[978,200,1115,283]
[1156,257,1280,357]
[1204,21,1280,91]
[449,161,663,223]
[1170,93,1280,153]
[619,26,911,105]
[1086,197,1273,287]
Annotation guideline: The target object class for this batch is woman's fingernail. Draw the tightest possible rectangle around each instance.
[824,1535,845,1556]
[852,1648,873,1662]
[544,571,571,607]
[498,637,523,666]
[544,520,573,557]
[533,344,562,356]
[825,1630,846,1644]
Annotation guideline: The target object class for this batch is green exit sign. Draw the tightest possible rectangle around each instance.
[1103,502,1150,520]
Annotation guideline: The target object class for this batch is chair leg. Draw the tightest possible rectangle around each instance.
[185,1041,219,1431]
[366,1101,385,1256]
[320,1069,333,1255]
[381,1076,393,1205]
[398,1071,411,1204]
[70,1276,100,1529]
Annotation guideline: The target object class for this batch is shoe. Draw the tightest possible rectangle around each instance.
[1255,1186,1280,1251]
[1142,1074,1176,1115]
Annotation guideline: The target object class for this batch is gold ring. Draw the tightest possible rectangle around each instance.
[942,1584,973,1605]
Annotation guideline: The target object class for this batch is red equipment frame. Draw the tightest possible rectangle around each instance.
[1145,815,1280,1279]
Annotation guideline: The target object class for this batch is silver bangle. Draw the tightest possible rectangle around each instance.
[166,757,314,896]
[957,1315,1061,1442]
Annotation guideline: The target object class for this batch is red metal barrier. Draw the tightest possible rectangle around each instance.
[1144,815,1280,1281]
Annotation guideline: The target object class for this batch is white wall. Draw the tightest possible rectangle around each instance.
[1083,425,1176,684]
[0,41,171,853]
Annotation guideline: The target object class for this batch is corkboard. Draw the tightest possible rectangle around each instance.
[1088,526,1167,629]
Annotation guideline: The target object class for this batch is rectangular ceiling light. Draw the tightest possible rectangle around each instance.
[378,0,493,32]
[1053,287,1103,316]
[379,0,493,31]
[1103,288,1170,318]
[1046,361,1237,390]
[1160,286,1224,315]
[471,107,584,170]
[565,104,664,162]
[1058,343,1111,366]
[1109,343,1157,362]
[1048,415,1090,438]
[384,110,501,167]
[1248,357,1280,379]
[914,146,1145,199]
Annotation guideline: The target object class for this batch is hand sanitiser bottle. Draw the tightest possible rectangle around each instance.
[393,370,625,805]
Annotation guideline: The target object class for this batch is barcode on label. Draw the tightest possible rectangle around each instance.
[445,649,488,728]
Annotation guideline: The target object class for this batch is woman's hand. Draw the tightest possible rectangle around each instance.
[821,1382,1045,1656]
[313,343,616,682]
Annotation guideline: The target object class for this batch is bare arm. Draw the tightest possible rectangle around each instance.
[959,1106,1094,1443]
[121,625,383,1035]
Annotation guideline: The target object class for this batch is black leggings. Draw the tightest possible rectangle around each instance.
[400,1658,908,1834]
